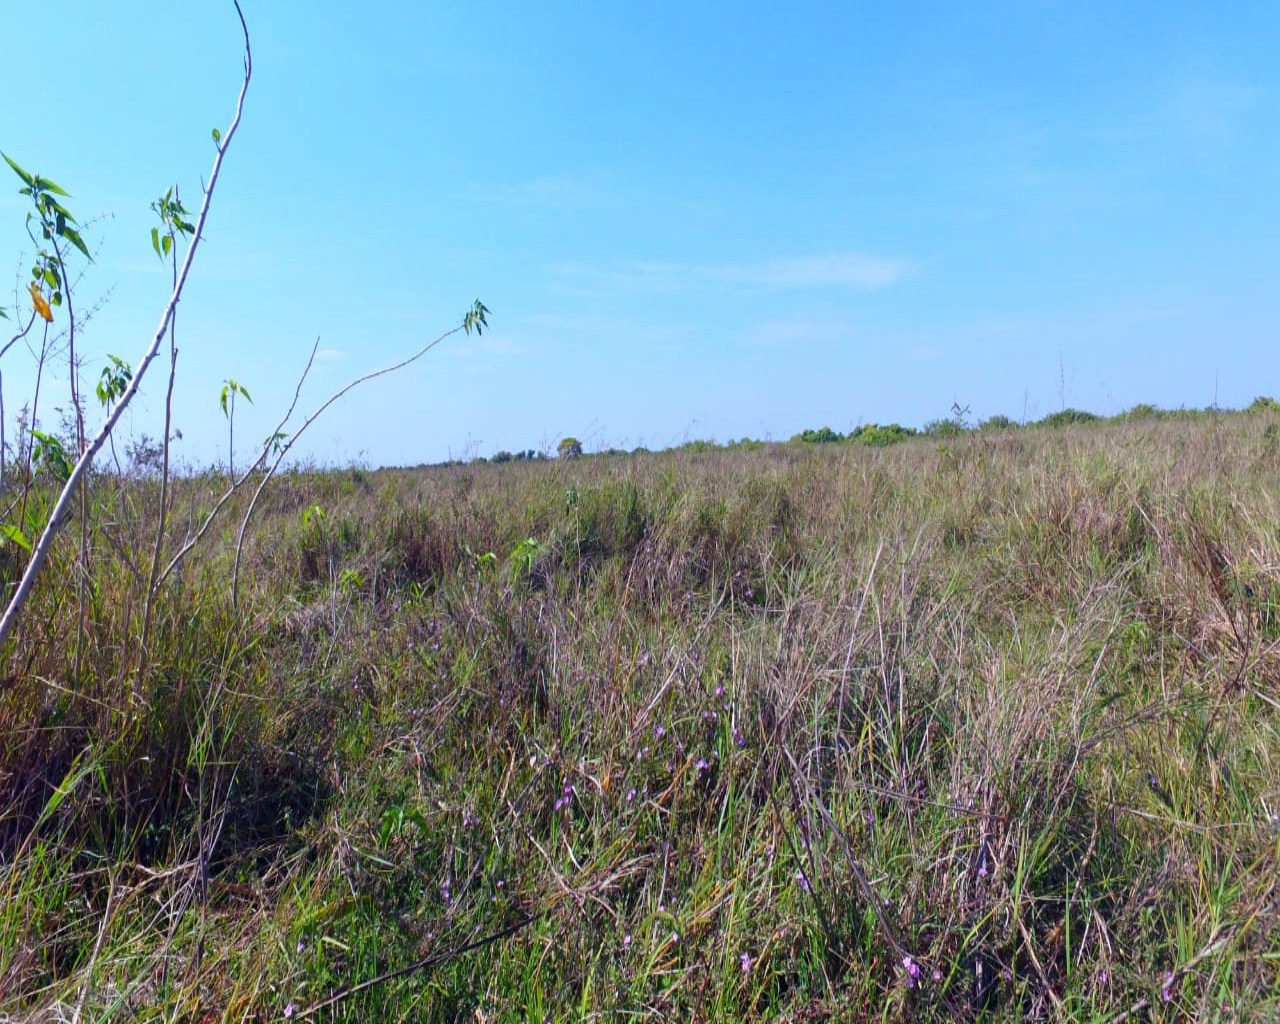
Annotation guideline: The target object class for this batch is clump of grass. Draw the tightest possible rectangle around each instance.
[3,411,1280,1019]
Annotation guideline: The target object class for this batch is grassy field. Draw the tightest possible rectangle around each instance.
[3,409,1280,1021]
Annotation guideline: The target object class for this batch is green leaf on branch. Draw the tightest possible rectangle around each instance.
[220,379,253,417]
[0,524,32,553]
[31,430,72,483]
[97,354,133,408]
[60,225,91,260]
[212,127,222,144]
[2,152,34,186]
[463,298,490,336]
[36,176,70,197]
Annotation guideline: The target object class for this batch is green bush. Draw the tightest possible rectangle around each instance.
[848,423,917,446]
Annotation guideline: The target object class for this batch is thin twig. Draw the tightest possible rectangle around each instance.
[229,318,473,606]
[0,0,252,652]
[294,911,537,1020]
[70,870,118,1024]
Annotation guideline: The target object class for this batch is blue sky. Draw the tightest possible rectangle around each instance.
[2,3,1277,466]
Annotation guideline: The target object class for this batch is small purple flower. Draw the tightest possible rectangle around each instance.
[554,783,576,811]
[1098,969,1108,986]
[623,933,632,948]
[626,788,636,802]
[1162,973,1174,1002]
[795,870,810,892]
[902,956,921,988]
[740,951,753,972]
[932,968,942,982]
[284,1003,296,1019]
[977,862,989,879]
[715,685,724,698]
[734,728,746,747]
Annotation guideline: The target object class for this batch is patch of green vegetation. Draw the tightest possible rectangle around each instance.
[3,412,1280,1020]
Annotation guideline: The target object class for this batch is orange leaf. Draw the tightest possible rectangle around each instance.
[28,283,52,323]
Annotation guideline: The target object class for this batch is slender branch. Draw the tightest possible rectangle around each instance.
[156,338,321,594]
[229,318,469,605]
[140,220,184,662]
[0,1,251,654]
[294,911,537,1020]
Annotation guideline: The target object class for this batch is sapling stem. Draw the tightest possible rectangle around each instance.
[0,2,252,654]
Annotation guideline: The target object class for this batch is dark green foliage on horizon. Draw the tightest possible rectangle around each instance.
[1038,407,1101,427]
[792,425,842,444]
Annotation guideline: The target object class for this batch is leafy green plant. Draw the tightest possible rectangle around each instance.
[793,426,842,444]
[0,3,254,650]
[220,378,254,477]
[508,536,545,580]
[30,430,72,483]
[95,356,132,410]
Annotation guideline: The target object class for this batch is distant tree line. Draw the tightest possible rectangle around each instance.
[475,397,1279,464]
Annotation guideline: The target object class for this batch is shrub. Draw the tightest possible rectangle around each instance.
[793,426,842,444]
[923,418,965,438]
[1039,408,1101,427]
[849,422,917,446]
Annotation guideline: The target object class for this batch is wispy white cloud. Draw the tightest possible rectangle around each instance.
[549,250,912,295]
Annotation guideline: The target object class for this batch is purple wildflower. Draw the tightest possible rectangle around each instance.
[554,784,576,811]
[902,955,921,988]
